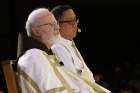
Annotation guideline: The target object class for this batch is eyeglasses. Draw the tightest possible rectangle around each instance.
[59,18,79,25]
[36,22,59,27]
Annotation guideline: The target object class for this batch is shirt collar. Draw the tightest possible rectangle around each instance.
[59,36,73,46]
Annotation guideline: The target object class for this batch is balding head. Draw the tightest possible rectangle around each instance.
[25,8,52,37]
[25,8,60,49]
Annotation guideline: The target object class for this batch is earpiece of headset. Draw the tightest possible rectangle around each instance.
[78,28,81,33]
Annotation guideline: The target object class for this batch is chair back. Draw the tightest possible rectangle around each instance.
[0,60,18,93]
[17,32,51,58]
[0,32,51,93]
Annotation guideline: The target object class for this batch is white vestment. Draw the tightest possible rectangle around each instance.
[51,37,111,93]
[51,37,95,83]
[18,48,111,93]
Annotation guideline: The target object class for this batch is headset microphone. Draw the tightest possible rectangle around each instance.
[78,28,81,33]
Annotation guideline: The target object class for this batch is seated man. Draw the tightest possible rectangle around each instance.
[51,4,95,88]
[17,8,63,93]
[17,7,111,93]
[51,5,111,93]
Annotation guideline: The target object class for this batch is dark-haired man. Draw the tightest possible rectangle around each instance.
[51,5,111,93]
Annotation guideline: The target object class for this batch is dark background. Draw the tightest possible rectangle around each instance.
[1,0,140,92]
[1,0,139,63]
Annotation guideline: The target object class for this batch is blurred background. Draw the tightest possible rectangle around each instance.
[1,0,140,92]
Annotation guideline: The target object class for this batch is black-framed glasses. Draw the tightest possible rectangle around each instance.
[59,18,79,25]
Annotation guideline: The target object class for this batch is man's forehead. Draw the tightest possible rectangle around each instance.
[37,12,54,21]
[62,15,76,20]
[62,10,76,19]
[37,12,52,19]
[35,12,56,25]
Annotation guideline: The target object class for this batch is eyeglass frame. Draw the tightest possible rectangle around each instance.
[58,18,79,25]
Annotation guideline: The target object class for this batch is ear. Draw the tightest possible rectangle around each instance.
[32,27,41,37]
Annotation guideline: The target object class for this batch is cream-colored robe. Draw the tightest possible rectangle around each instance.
[17,48,111,93]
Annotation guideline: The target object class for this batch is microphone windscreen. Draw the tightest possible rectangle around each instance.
[78,28,81,33]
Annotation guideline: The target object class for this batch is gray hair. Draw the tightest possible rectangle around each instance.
[25,8,50,37]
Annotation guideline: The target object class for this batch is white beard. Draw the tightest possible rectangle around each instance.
[43,34,61,48]
[53,34,61,44]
